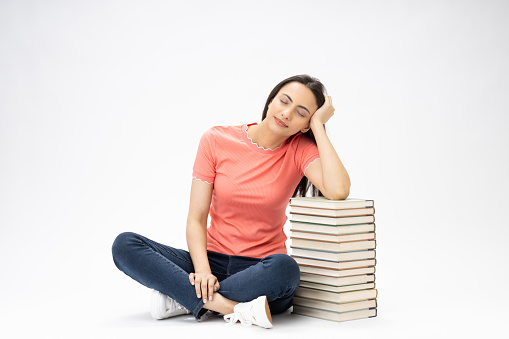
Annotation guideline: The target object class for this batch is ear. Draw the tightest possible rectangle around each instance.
[300,123,311,134]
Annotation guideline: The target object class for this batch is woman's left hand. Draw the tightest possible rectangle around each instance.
[311,93,335,126]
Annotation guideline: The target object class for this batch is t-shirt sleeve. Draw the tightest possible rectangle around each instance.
[192,128,216,184]
[296,135,320,176]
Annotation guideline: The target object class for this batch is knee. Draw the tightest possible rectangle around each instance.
[111,232,139,267]
[263,253,300,287]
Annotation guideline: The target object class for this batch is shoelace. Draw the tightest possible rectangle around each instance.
[224,312,253,326]
[224,304,255,326]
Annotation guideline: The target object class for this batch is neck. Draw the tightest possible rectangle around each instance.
[247,120,288,150]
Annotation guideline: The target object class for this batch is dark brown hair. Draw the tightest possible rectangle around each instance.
[261,74,326,197]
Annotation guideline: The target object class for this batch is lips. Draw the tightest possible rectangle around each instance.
[274,117,288,128]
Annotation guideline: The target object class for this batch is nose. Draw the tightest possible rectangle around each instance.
[281,107,292,120]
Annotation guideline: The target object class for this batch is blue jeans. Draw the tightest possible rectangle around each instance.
[111,232,300,320]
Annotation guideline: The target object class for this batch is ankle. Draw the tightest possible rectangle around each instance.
[203,293,238,315]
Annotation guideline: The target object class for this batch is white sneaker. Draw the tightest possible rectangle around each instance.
[223,295,273,329]
[150,289,190,320]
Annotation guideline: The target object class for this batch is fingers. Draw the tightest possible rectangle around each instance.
[190,272,203,300]
[208,280,215,301]
[325,95,334,111]
[190,273,219,303]
[312,93,335,126]
[200,279,208,303]
[190,272,204,299]
[194,277,202,300]
[322,92,333,107]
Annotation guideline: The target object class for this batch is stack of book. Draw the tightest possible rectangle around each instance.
[290,197,378,323]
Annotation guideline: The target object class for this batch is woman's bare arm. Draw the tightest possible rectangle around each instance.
[305,94,351,200]
[186,178,219,303]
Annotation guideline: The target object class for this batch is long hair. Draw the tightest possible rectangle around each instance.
[261,74,326,197]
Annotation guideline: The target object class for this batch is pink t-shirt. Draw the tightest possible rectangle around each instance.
[192,123,320,258]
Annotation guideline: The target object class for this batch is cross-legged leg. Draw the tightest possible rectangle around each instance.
[111,232,208,319]
[209,253,301,315]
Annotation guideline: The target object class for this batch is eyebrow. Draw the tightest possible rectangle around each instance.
[282,93,310,115]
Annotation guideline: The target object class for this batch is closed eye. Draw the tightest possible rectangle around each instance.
[280,93,311,115]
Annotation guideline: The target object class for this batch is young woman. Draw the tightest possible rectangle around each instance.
[112,74,350,328]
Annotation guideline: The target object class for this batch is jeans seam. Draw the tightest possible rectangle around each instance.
[211,270,225,277]
[140,241,191,277]
[226,256,232,276]
[137,235,193,264]
[193,300,205,319]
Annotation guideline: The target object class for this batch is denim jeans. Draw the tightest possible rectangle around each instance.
[111,232,300,320]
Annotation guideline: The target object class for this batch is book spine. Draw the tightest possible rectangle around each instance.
[290,197,377,324]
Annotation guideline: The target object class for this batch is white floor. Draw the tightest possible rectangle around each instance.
[3,276,508,339]
[2,226,508,339]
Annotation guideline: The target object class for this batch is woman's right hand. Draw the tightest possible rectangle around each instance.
[189,272,220,303]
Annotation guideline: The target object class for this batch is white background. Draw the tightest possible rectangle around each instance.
[1,1,508,338]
